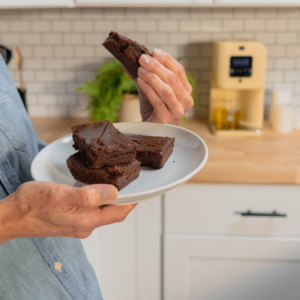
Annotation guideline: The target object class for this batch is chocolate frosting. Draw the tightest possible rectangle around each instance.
[72,121,134,153]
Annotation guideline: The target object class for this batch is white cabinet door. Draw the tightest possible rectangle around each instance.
[0,0,72,7]
[215,0,300,4]
[164,234,300,300]
[75,0,213,5]
[82,196,161,300]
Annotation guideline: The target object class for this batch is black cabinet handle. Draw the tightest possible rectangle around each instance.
[235,210,287,217]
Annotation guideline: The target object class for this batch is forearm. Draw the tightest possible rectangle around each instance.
[0,194,17,246]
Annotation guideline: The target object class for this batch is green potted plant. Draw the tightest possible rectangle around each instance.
[77,59,197,123]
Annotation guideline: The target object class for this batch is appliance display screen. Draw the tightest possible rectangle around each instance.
[230,56,252,77]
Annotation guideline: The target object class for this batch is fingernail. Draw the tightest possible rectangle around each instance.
[137,77,145,84]
[140,54,151,64]
[139,67,148,75]
[101,185,118,202]
[154,48,163,58]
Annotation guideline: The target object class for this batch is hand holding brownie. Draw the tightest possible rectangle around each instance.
[136,49,194,126]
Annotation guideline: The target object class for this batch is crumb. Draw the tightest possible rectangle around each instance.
[173,161,175,163]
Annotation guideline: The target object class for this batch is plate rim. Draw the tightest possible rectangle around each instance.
[31,122,209,200]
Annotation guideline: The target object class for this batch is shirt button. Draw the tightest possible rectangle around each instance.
[55,262,62,272]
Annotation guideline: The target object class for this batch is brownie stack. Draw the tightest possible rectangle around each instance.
[67,120,176,191]
[67,120,141,191]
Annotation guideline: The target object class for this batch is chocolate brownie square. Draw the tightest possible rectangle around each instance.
[102,31,151,78]
[72,120,136,169]
[67,153,141,191]
[127,134,175,169]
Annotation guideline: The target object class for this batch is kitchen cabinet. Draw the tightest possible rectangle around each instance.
[164,183,300,300]
[0,0,72,7]
[81,196,161,300]
[164,235,300,300]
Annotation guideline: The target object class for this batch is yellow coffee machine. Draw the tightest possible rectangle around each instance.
[209,41,267,136]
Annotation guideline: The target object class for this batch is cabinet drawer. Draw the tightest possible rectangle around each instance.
[165,183,300,236]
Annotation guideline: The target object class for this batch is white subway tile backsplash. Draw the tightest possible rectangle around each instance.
[36,71,56,82]
[148,33,168,45]
[28,106,49,117]
[266,20,287,32]
[64,34,84,45]
[159,20,178,32]
[190,8,211,20]
[137,21,157,33]
[82,8,103,20]
[56,71,76,81]
[168,8,189,20]
[116,21,136,32]
[33,46,53,58]
[54,46,74,57]
[2,34,21,45]
[169,33,189,45]
[256,8,277,19]
[43,34,63,45]
[94,21,115,32]
[52,21,72,33]
[75,46,94,57]
[84,34,104,45]
[146,8,168,20]
[0,7,298,118]
[255,33,276,44]
[245,20,265,32]
[45,58,65,70]
[38,94,57,105]
[223,20,244,32]
[22,34,42,45]
[10,21,30,32]
[289,20,300,31]
[73,21,93,32]
[62,8,82,20]
[275,58,296,70]
[180,21,201,33]
[233,8,255,19]
[277,33,297,44]
[49,106,69,117]
[212,8,233,20]
[23,58,44,70]
[31,21,51,32]
[125,7,147,20]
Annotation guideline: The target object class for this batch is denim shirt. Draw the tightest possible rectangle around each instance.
[0,56,102,300]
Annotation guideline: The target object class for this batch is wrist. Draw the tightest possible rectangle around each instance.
[0,193,18,245]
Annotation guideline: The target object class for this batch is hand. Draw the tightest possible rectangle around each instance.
[123,49,194,125]
[0,182,135,245]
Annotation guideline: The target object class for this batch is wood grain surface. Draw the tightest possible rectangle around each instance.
[31,117,300,184]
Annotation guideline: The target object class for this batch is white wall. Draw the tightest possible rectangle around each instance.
[1,7,300,117]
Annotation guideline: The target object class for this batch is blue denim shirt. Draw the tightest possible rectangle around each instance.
[0,56,102,300]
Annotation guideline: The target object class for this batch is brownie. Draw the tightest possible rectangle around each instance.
[67,153,141,191]
[72,120,136,170]
[127,134,175,169]
[102,31,151,78]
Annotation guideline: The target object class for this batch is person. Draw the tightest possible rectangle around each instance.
[0,48,193,300]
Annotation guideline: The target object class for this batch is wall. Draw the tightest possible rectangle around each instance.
[0,7,300,118]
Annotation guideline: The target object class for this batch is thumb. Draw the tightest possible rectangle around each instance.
[71,184,118,208]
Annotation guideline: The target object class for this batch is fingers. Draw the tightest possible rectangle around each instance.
[78,204,137,231]
[138,54,193,112]
[69,184,118,208]
[152,49,192,95]
[137,70,185,122]
[137,77,171,123]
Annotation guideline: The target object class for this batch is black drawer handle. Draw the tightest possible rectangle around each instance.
[235,210,287,217]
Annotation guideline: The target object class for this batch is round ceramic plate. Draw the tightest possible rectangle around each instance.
[31,122,208,205]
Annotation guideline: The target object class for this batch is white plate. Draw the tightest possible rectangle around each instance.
[31,122,208,205]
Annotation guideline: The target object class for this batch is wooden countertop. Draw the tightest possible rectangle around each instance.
[31,117,300,185]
